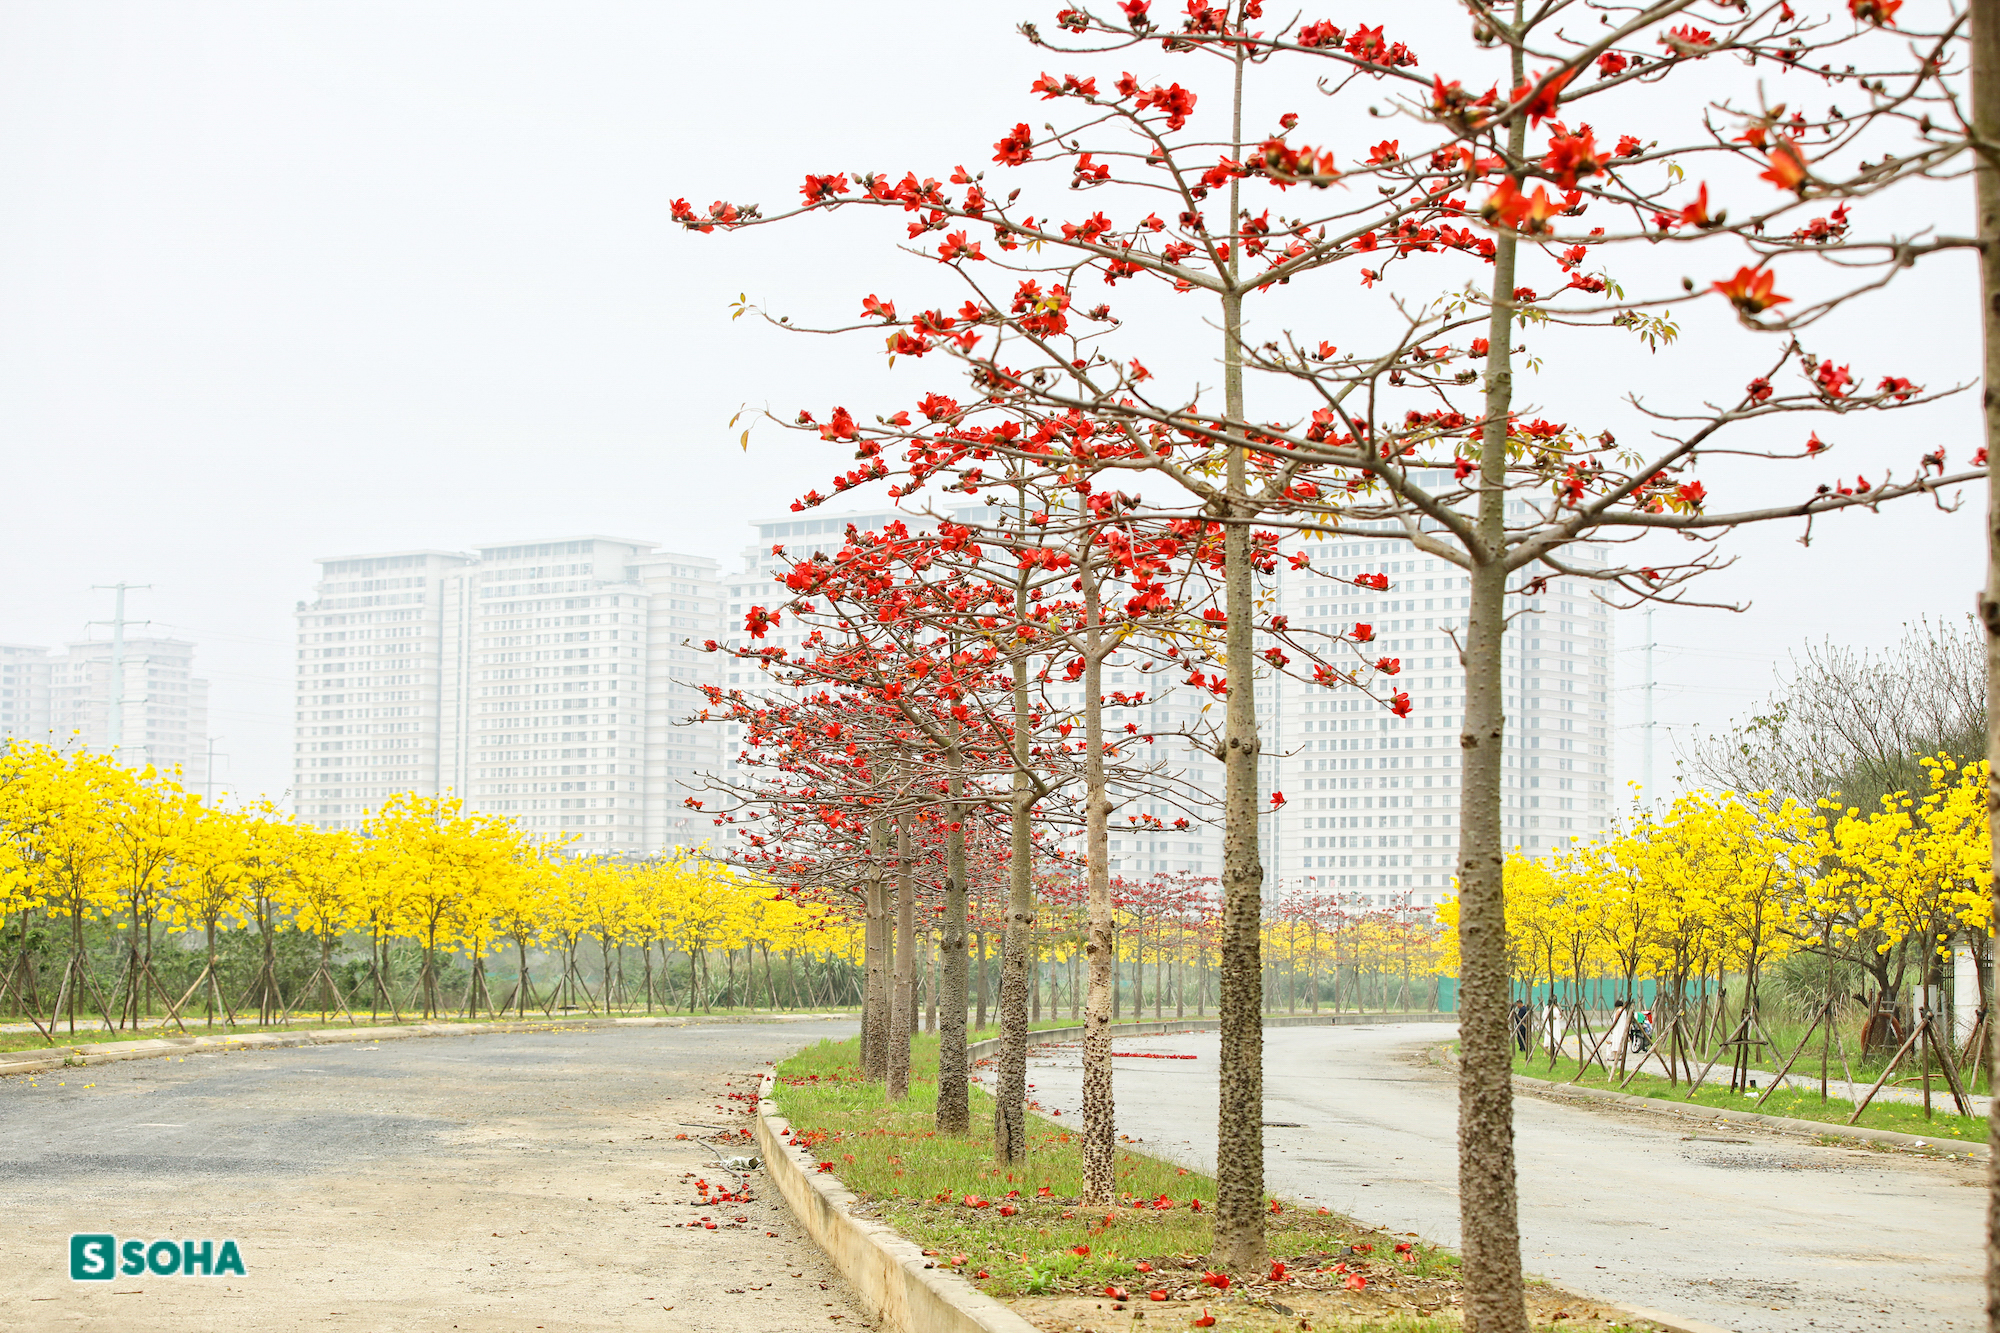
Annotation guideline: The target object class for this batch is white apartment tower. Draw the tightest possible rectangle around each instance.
[294,538,724,852]
[0,638,210,787]
[0,645,51,741]
[1256,512,1615,909]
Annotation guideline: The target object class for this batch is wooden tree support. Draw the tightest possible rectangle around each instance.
[166,960,239,1029]
[280,960,357,1027]
[1569,1003,1617,1084]
[1753,998,1833,1110]
[1617,1013,1683,1091]
[461,957,494,1021]
[1920,1008,1974,1117]
[237,956,285,1027]
[107,954,190,1036]
[1847,1020,1927,1124]
[44,952,119,1043]
[360,957,402,1023]
[1954,1008,1986,1089]
[0,953,51,1041]
[498,974,553,1019]
[1683,1011,1753,1100]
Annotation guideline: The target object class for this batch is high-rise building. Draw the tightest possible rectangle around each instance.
[294,538,724,852]
[1256,509,1616,909]
[297,507,1613,881]
[0,637,210,788]
[0,645,51,741]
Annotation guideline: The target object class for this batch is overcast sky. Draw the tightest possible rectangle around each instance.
[0,3,1981,809]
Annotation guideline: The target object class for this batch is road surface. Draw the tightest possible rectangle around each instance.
[2,1018,868,1332]
[1005,1022,1982,1333]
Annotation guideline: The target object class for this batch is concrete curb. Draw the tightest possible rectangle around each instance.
[753,1068,1040,1333]
[1483,1051,1990,1160]
[0,1011,855,1079]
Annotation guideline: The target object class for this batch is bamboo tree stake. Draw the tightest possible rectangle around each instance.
[45,953,120,1042]
[1570,1002,1632,1085]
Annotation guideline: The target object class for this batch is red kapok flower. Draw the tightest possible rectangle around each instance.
[1711,267,1788,316]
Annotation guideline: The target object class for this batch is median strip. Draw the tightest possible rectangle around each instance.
[756,1026,1700,1333]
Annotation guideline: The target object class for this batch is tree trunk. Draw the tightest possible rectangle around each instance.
[994,616,1039,1162]
[1210,35,1266,1273]
[925,930,938,1035]
[1081,561,1118,1206]
[936,739,972,1134]
[1455,54,1532,1330]
[864,823,891,1083]
[890,813,916,1102]
[1976,3,2000,1321]
[975,929,988,1032]
[1175,918,1185,1019]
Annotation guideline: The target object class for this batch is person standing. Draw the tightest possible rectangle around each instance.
[1511,999,1530,1055]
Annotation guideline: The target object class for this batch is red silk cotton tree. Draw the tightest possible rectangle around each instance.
[698,523,1031,1126]
[701,514,1194,1143]
[684,2,1978,1320]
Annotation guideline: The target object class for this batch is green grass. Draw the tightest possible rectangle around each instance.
[775,1035,1652,1331]
[1512,1047,1988,1146]
[774,1036,1454,1290]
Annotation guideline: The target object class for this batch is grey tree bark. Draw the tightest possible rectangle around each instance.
[995,522,1040,1163]
[1456,35,1531,1329]
[937,739,972,1133]
[889,812,916,1102]
[862,826,890,1083]
[1974,4,2000,1327]
[1081,560,1117,1204]
[1211,33,1266,1272]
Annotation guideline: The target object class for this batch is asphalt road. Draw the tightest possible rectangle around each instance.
[1007,1022,1983,1333]
[2,1018,867,1333]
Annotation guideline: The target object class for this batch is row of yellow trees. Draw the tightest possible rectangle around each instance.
[1435,757,1991,1087]
[0,741,861,1036]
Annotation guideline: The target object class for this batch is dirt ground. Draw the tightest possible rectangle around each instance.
[2,1019,872,1332]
